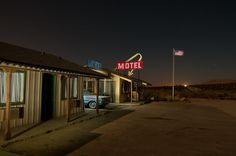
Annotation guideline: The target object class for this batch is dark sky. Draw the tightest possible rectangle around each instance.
[0,1,236,86]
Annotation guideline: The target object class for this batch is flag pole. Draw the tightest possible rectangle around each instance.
[172,48,175,101]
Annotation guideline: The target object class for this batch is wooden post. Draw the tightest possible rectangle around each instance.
[4,69,12,140]
[130,81,133,103]
[104,79,106,94]
[96,78,99,115]
[136,82,138,101]
[80,77,85,112]
[67,76,70,122]
[85,78,88,91]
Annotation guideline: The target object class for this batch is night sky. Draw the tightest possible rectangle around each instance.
[0,1,236,86]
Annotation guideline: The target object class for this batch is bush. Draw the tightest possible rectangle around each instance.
[141,85,236,101]
[142,90,160,103]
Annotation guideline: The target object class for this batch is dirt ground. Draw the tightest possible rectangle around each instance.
[3,99,236,156]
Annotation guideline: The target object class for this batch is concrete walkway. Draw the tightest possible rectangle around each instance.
[0,110,99,147]
[0,103,137,155]
[0,102,131,146]
[0,110,105,155]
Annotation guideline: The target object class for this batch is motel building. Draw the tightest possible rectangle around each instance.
[84,61,151,104]
[0,42,106,140]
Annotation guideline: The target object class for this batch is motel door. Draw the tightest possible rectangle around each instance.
[41,73,56,121]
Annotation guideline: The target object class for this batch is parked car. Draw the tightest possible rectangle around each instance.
[83,91,110,109]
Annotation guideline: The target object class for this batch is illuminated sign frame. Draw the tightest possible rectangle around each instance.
[115,53,143,76]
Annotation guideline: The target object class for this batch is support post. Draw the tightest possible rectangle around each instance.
[104,79,106,94]
[136,82,138,101]
[81,77,85,112]
[85,78,88,91]
[96,78,99,115]
[67,76,71,122]
[130,81,133,103]
[4,69,12,140]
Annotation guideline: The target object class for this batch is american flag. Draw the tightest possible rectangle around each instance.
[174,49,184,56]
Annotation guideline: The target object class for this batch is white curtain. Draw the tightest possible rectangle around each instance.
[70,77,78,98]
[0,71,24,104]
[73,78,78,98]
[11,72,24,103]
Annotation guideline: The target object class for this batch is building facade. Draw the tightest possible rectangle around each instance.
[83,68,151,104]
[0,42,105,139]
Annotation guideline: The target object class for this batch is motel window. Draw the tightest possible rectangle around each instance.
[70,77,78,99]
[61,76,67,100]
[0,71,25,105]
[87,81,94,93]
[61,76,78,100]
[83,78,95,94]
[121,81,131,94]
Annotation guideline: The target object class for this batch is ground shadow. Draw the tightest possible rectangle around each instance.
[4,109,135,156]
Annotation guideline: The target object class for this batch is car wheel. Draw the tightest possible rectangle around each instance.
[88,101,97,109]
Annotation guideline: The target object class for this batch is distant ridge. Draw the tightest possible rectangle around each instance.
[201,79,236,85]
[150,80,236,88]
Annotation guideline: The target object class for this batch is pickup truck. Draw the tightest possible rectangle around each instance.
[83,91,110,109]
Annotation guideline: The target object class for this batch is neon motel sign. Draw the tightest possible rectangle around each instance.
[116,61,144,70]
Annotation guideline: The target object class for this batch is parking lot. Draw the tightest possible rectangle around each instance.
[69,99,236,156]
[2,100,236,156]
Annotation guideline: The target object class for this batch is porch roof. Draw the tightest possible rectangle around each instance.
[100,68,152,86]
[0,42,106,78]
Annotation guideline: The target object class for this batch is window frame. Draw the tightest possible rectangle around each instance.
[0,69,26,106]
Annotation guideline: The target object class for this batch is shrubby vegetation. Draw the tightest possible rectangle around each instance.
[140,83,236,102]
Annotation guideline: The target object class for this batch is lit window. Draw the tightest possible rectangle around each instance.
[70,77,78,98]
[84,78,95,93]
[0,71,25,104]
[61,76,78,100]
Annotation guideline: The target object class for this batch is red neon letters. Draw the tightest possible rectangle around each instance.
[116,61,144,70]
